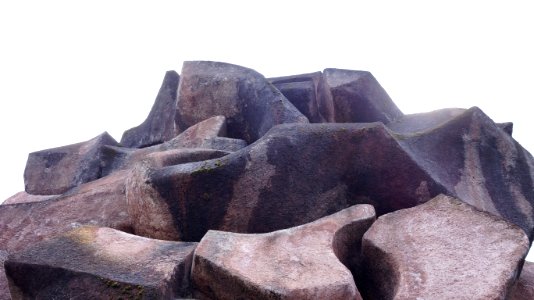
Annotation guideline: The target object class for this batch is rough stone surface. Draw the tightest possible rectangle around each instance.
[24,132,119,195]
[391,107,534,238]
[1,171,131,253]
[322,68,403,124]
[2,191,58,205]
[270,71,330,123]
[197,137,247,152]
[175,61,309,143]
[192,204,375,300]
[5,226,197,299]
[361,195,529,300]
[0,250,8,300]
[103,116,230,175]
[127,122,447,241]
[3,61,534,299]
[0,171,131,297]
[498,122,514,135]
[509,261,534,300]
[120,70,180,148]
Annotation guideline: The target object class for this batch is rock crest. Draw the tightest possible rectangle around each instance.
[1,61,533,299]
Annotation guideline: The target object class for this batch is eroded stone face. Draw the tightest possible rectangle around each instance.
[509,261,534,300]
[24,132,119,195]
[0,171,132,297]
[2,191,58,205]
[4,60,534,300]
[128,122,447,241]
[1,171,131,253]
[192,205,375,300]
[0,250,8,300]
[270,71,330,123]
[361,195,529,300]
[391,107,534,238]
[103,116,231,176]
[5,226,197,299]
[175,61,309,143]
[322,68,403,124]
[120,70,181,148]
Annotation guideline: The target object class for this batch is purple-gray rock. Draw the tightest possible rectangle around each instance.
[120,70,180,148]
[361,194,529,300]
[5,226,197,299]
[390,107,534,238]
[498,122,514,135]
[322,68,403,124]
[24,132,119,195]
[1,171,131,253]
[175,61,309,144]
[0,171,132,297]
[509,261,534,300]
[270,71,331,123]
[197,137,247,152]
[192,204,375,300]
[0,250,8,300]
[102,116,231,175]
[126,122,447,241]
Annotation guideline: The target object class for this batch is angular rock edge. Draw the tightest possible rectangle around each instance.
[361,194,529,300]
[5,226,197,299]
[191,204,375,300]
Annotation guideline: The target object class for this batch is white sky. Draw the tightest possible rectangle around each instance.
[1,1,533,258]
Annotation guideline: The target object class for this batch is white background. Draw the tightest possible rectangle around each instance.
[1,1,533,258]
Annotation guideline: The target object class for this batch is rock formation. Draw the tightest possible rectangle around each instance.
[361,195,529,299]
[5,226,196,299]
[1,60,533,299]
[192,204,375,300]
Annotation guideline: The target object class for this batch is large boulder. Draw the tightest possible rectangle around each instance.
[322,68,403,124]
[126,122,447,241]
[24,132,119,195]
[5,226,197,299]
[361,195,529,300]
[390,107,534,238]
[0,171,131,297]
[1,171,131,253]
[120,70,180,148]
[509,261,534,300]
[175,61,309,143]
[192,204,375,300]
[103,116,231,175]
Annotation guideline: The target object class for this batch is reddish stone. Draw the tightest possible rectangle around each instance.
[0,171,131,297]
[175,61,308,144]
[2,191,58,205]
[24,132,119,195]
[102,116,231,175]
[0,171,131,253]
[361,195,529,299]
[126,122,447,241]
[0,250,8,300]
[390,107,534,238]
[509,261,534,300]
[5,226,197,299]
[192,204,375,300]
[120,70,180,148]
